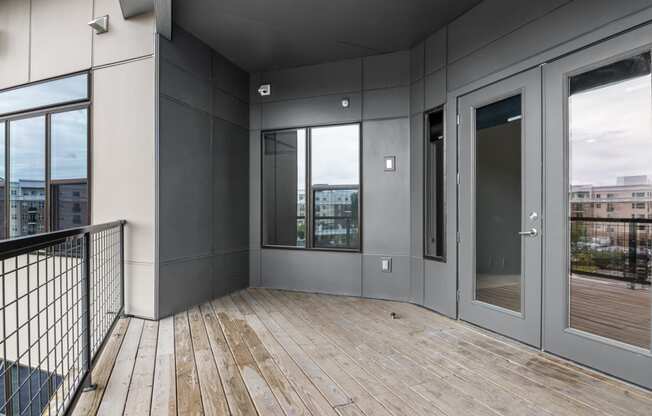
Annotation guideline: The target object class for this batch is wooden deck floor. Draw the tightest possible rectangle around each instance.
[71,288,652,416]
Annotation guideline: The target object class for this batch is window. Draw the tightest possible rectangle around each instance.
[0,74,90,238]
[262,124,360,250]
[425,108,445,260]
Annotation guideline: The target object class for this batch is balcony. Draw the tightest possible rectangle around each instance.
[69,288,652,415]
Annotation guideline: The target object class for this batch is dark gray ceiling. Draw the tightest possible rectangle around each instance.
[173,0,482,73]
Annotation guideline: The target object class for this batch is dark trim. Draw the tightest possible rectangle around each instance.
[423,105,447,263]
[0,220,126,261]
[260,122,363,253]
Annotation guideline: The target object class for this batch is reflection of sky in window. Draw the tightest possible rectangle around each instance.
[0,74,87,116]
[570,75,652,186]
[297,129,306,191]
[311,125,359,185]
[10,117,45,182]
[51,109,88,180]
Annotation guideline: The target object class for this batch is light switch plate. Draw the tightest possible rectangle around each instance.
[384,156,396,171]
[381,257,392,273]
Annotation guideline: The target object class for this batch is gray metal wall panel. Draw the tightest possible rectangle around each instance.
[410,41,425,83]
[160,59,211,113]
[212,52,250,103]
[159,25,211,79]
[250,104,262,131]
[159,256,214,318]
[362,87,409,120]
[249,248,262,287]
[158,97,212,262]
[425,28,447,75]
[425,69,446,110]
[409,257,425,304]
[260,58,362,102]
[447,0,652,91]
[409,114,424,258]
[213,87,249,128]
[260,250,362,296]
[410,80,425,116]
[447,0,571,64]
[362,254,411,301]
[261,93,362,130]
[362,118,410,255]
[363,51,410,90]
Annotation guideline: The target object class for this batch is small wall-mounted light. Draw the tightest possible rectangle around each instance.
[384,156,396,172]
[381,257,392,273]
[258,84,271,96]
[341,97,350,108]
[88,15,109,34]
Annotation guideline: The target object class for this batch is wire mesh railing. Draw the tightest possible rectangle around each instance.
[571,217,651,285]
[0,220,126,416]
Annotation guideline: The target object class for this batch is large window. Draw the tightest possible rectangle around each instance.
[262,124,360,250]
[425,108,445,260]
[0,73,90,239]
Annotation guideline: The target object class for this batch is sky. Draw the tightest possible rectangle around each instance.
[569,74,652,187]
[310,124,359,186]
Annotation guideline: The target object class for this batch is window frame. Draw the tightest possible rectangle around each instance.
[423,106,447,262]
[0,72,92,239]
[260,122,362,253]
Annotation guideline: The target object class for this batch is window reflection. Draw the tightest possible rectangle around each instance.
[568,52,652,349]
[0,123,5,239]
[0,74,88,116]
[9,117,46,238]
[50,109,89,230]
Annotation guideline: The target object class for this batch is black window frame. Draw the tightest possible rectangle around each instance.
[0,72,92,239]
[423,106,447,262]
[260,122,362,253]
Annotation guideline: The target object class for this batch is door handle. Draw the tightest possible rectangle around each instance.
[518,228,538,237]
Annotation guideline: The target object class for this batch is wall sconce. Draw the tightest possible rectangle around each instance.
[341,97,350,108]
[384,156,396,172]
[258,84,271,96]
[88,15,109,34]
[381,257,392,273]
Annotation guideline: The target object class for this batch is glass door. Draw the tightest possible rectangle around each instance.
[458,68,542,347]
[544,24,652,389]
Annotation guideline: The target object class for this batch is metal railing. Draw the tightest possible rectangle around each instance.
[571,217,651,285]
[0,220,126,416]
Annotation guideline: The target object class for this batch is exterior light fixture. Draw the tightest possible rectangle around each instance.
[258,84,271,96]
[88,15,109,34]
[381,257,392,273]
[341,97,350,108]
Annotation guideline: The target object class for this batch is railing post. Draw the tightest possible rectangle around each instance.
[120,222,125,315]
[81,232,97,391]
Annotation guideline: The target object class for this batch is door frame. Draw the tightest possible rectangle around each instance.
[457,67,543,348]
[542,23,652,389]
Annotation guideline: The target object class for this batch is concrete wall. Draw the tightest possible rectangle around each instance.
[250,51,413,301]
[157,26,250,318]
[0,0,157,319]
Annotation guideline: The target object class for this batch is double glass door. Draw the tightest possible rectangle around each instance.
[458,24,652,389]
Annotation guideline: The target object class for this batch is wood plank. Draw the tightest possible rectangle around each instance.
[175,312,204,416]
[150,316,177,416]
[96,318,145,416]
[199,302,258,416]
[210,297,284,416]
[187,306,230,416]
[123,320,158,416]
[71,318,130,416]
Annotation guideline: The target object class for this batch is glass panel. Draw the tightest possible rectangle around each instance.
[425,109,445,259]
[313,188,359,249]
[568,52,651,349]
[0,123,5,240]
[50,109,89,230]
[262,129,306,247]
[0,74,88,116]
[311,125,360,249]
[475,95,523,312]
[9,117,46,238]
